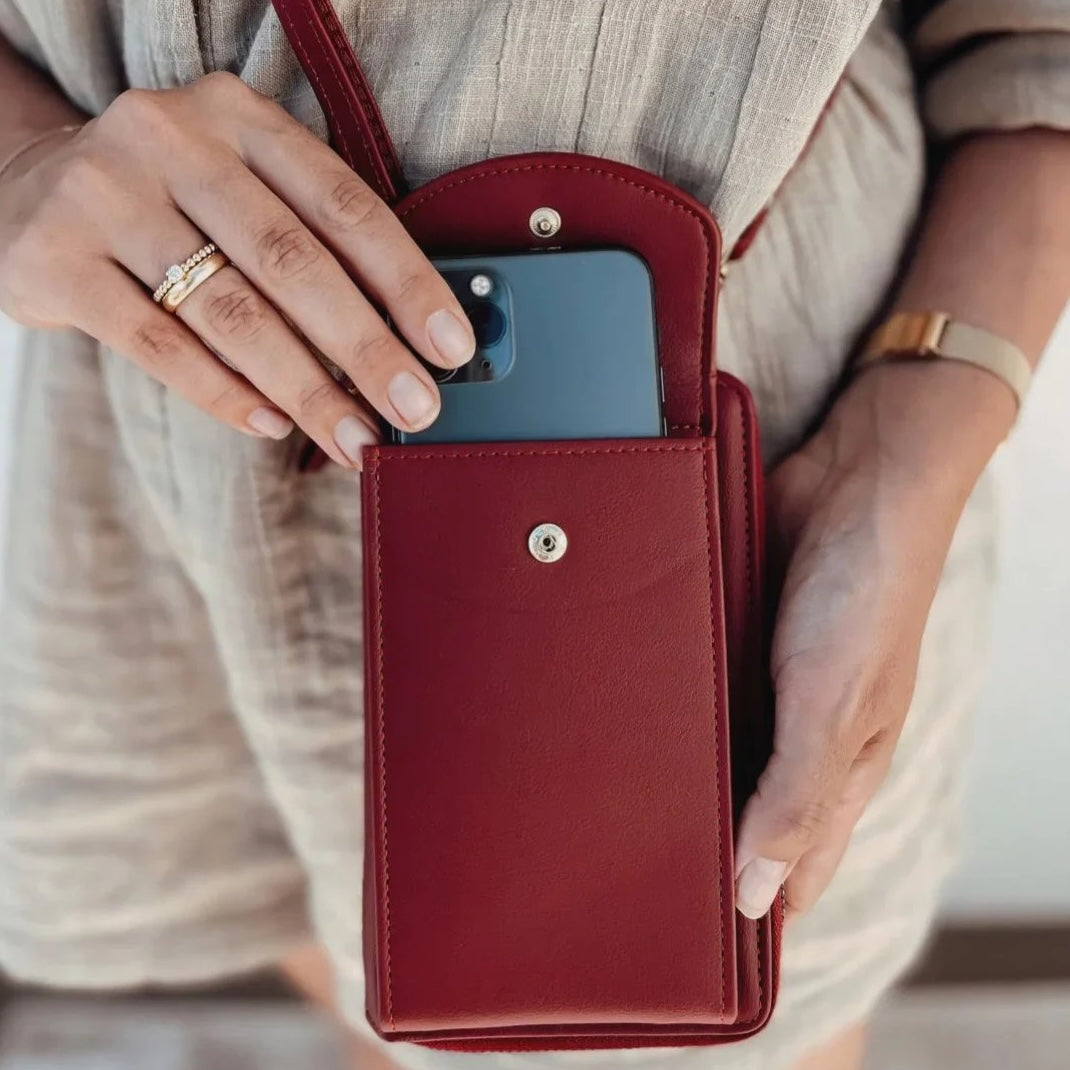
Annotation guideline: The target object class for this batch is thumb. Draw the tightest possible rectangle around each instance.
[733,743,851,920]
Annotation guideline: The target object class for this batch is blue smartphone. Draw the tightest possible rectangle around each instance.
[392,249,664,444]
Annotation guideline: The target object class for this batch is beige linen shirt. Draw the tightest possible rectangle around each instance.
[0,5,1067,1070]
[0,1,1067,249]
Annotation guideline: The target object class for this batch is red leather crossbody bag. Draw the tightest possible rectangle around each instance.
[272,0,782,1050]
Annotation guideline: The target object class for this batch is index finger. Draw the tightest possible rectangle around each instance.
[235,95,476,370]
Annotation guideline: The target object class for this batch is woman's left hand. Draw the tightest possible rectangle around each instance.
[733,360,1015,920]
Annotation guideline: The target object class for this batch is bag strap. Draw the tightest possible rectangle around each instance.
[270,0,836,264]
[271,0,407,204]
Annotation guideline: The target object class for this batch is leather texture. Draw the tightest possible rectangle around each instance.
[361,439,737,1043]
[271,0,780,1049]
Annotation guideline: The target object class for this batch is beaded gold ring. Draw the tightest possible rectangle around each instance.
[152,243,221,304]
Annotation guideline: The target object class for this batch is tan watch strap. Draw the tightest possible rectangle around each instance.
[858,312,1033,411]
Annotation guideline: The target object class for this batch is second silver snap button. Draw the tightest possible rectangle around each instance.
[528,523,567,563]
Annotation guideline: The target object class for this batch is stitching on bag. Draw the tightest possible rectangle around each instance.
[696,227,710,433]
[397,162,713,429]
[286,0,392,201]
[369,456,395,1028]
[309,10,378,187]
[699,446,726,1019]
[374,443,706,462]
[398,162,707,227]
[281,6,348,157]
[311,0,401,196]
[284,7,360,176]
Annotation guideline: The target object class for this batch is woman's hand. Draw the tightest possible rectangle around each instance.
[733,360,1016,920]
[0,72,475,466]
[735,128,1068,921]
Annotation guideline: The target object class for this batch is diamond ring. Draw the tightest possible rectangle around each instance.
[152,243,221,304]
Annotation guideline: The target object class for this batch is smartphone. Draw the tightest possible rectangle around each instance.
[392,249,663,444]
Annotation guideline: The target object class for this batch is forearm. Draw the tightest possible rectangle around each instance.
[0,33,86,160]
[836,129,1070,510]
[746,132,1070,921]
[744,135,1070,925]
[895,129,1070,367]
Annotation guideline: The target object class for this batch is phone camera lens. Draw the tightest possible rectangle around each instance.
[464,302,507,349]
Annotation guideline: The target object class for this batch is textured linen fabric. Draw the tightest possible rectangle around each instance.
[911,0,1070,139]
[0,2,1064,1068]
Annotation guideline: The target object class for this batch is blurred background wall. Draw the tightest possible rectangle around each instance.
[1,311,1069,923]
[942,309,1070,920]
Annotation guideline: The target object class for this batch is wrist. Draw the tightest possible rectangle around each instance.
[824,357,1014,506]
[0,123,83,186]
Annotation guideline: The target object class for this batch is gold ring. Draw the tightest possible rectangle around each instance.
[152,243,220,304]
[160,252,230,313]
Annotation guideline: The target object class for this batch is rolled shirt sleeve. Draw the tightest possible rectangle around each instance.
[905,0,1070,140]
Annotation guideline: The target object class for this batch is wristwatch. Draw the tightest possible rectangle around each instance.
[857,311,1033,411]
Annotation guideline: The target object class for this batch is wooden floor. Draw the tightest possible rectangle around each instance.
[1,987,1068,1069]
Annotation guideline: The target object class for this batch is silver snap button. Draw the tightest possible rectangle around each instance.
[528,523,567,563]
[529,207,562,239]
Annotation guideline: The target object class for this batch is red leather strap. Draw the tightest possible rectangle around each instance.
[271,0,407,204]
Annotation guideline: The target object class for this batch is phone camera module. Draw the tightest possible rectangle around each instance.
[464,301,507,349]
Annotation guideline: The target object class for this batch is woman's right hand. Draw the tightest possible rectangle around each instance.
[0,72,476,467]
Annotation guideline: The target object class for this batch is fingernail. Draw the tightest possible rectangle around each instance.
[387,371,439,429]
[247,407,295,440]
[427,308,475,367]
[333,415,379,466]
[735,858,789,920]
